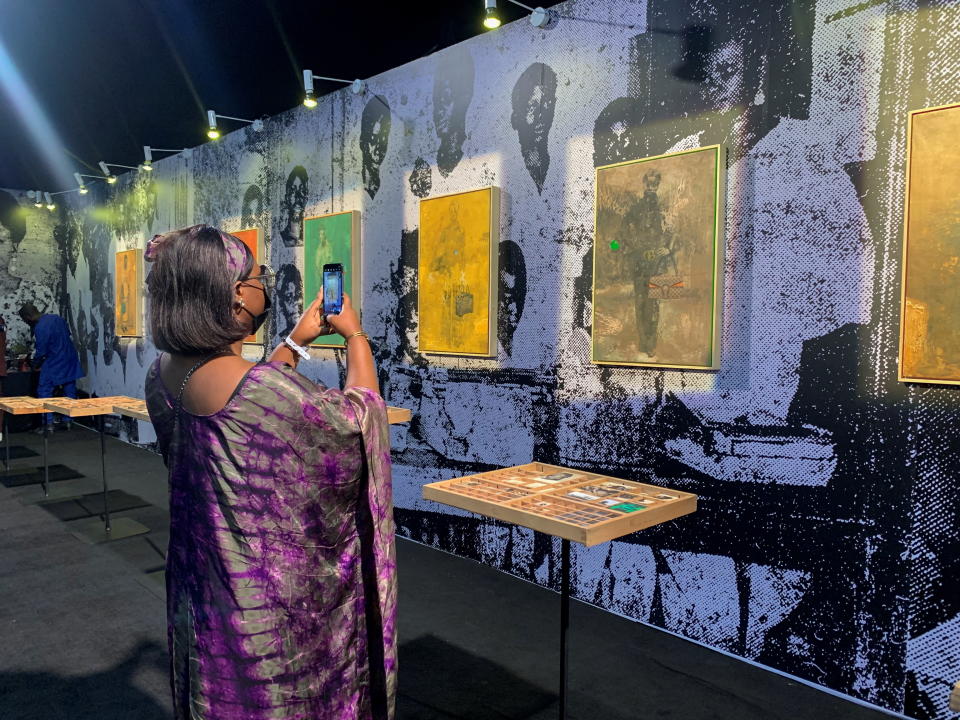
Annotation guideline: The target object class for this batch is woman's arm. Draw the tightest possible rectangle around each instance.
[270,291,380,394]
[328,294,378,394]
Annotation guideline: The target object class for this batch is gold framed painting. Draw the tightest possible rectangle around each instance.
[115,249,143,338]
[418,187,500,356]
[592,145,724,369]
[899,103,960,384]
[232,227,264,344]
[303,210,361,349]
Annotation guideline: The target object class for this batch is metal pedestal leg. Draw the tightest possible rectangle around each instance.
[41,423,49,497]
[68,412,149,544]
[3,411,8,471]
[100,414,111,533]
[559,538,570,720]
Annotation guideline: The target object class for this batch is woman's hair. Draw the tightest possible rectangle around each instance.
[146,225,255,354]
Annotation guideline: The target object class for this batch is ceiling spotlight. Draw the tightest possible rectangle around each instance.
[483,0,501,29]
[302,70,318,108]
[145,145,194,160]
[301,70,367,107]
[44,191,55,211]
[98,160,117,184]
[32,190,43,208]
[207,110,220,139]
[484,0,552,29]
[139,145,153,171]
[205,109,262,139]
[73,172,88,195]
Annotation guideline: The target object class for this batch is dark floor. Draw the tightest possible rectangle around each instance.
[0,426,907,720]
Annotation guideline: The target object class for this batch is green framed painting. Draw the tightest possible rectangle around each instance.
[592,145,725,369]
[303,210,361,348]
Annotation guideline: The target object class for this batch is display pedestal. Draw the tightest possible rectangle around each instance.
[44,398,150,542]
[424,462,697,719]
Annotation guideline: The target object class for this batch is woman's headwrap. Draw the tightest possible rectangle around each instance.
[145,224,249,279]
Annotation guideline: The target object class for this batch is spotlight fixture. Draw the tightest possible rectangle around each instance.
[205,109,263,140]
[483,0,501,28]
[44,191,55,211]
[73,172,88,194]
[32,190,43,208]
[140,146,153,172]
[482,0,551,29]
[98,160,118,184]
[144,145,194,161]
[301,70,366,108]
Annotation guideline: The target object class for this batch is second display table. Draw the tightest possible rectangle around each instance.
[424,462,697,720]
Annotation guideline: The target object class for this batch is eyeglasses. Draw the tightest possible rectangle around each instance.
[242,264,276,291]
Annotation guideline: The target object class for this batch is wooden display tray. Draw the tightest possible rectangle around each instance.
[43,397,129,418]
[0,396,56,415]
[387,406,411,424]
[112,398,150,422]
[423,462,696,547]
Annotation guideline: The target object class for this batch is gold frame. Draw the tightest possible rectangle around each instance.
[417,186,500,357]
[115,248,143,338]
[233,227,265,345]
[897,102,960,385]
[591,145,725,370]
[302,210,362,350]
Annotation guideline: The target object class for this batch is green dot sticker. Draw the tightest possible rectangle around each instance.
[610,240,620,251]
[610,503,646,513]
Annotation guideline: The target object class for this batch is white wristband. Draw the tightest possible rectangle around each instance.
[284,335,310,360]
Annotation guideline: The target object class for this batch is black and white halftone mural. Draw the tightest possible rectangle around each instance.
[32,1,960,716]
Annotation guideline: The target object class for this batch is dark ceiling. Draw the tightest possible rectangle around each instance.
[0,0,566,192]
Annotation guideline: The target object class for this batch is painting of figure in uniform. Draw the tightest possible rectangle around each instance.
[593,146,722,368]
[419,188,499,356]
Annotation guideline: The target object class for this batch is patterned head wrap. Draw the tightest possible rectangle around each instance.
[145,224,250,279]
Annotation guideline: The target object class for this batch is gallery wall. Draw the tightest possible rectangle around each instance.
[0,189,63,351]
[9,0,955,716]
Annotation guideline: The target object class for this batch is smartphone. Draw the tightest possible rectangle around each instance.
[322,263,344,316]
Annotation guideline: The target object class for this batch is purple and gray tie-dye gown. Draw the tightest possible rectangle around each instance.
[145,359,397,720]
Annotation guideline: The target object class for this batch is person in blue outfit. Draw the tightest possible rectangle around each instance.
[19,303,84,427]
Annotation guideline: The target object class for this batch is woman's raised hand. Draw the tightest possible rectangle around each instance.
[325,293,362,338]
[290,291,362,346]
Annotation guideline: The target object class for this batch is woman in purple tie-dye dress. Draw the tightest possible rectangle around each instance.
[142,225,396,720]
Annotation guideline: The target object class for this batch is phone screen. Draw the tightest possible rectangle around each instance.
[323,265,343,315]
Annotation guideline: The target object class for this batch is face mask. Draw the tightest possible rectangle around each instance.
[240,286,272,334]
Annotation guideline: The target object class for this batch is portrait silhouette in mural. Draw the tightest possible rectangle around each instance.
[409,157,432,198]
[275,263,303,341]
[511,63,557,194]
[360,96,391,199]
[240,184,263,230]
[593,96,650,168]
[498,240,527,356]
[433,50,474,177]
[0,191,26,293]
[279,166,308,247]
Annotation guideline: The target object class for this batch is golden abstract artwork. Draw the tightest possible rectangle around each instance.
[418,187,499,356]
[899,103,960,384]
[115,249,143,338]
